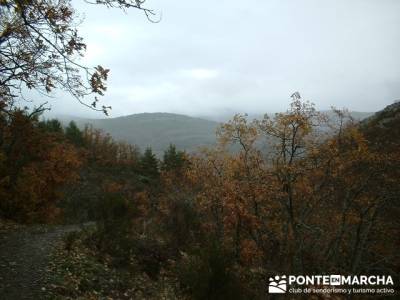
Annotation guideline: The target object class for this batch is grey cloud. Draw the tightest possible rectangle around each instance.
[32,0,400,118]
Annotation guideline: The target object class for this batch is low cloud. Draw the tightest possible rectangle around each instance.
[34,0,400,118]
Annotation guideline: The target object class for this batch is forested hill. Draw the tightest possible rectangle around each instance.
[361,101,400,152]
[56,111,374,156]
[58,113,220,156]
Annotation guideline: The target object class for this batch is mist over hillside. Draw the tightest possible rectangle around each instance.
[57,113,219,156]
[54,110,374,156]
[195,111,374,123]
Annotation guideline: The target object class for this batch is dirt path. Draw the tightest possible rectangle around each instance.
[0,224,83,300]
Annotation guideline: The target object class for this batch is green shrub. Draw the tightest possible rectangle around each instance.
[63,230,81,252]
[164,198,200,253]
[132,236,171,279]
[95,194,136,261]
[177,242,248,300]
[94,194,170,279]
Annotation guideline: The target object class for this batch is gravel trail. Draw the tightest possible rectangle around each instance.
[0,224,83,300]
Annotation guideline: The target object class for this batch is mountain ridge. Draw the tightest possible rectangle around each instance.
[57,112,220,156]
[55,110,374,156]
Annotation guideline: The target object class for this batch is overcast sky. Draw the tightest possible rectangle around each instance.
[37,0,400,119]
